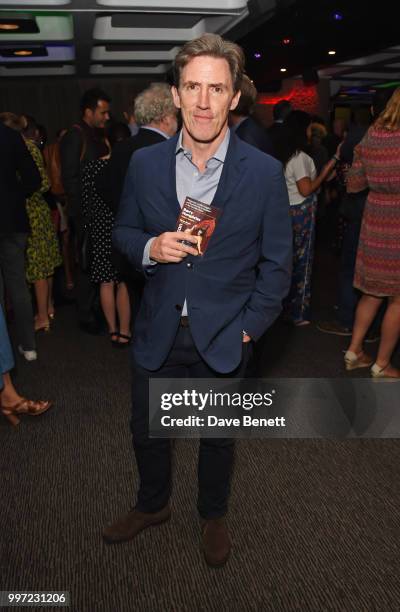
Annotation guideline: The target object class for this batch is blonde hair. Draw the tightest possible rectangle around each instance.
[173,33,245,92]
[375,87,400,131]
[0,112,25,132]
[134,82,176,126]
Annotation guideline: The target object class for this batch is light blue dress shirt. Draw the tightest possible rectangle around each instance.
[143,128,230,316]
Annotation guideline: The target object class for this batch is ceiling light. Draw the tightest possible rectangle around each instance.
[333,12,343,21]
[328,50,336,55]
[14,50,33,56]
[254,52,262,59]
[280,68,287,73]
[282,38,291,45]
[0,23,19,31]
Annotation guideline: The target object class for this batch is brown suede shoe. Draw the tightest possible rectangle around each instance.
[103,505,171,544]
[201,517,231,567]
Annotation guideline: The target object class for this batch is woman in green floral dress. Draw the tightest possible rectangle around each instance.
[23,117,62,331]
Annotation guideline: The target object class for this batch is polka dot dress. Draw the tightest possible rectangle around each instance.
[82,159,119,284]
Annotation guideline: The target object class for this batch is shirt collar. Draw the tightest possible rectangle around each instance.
[176,128,230,163]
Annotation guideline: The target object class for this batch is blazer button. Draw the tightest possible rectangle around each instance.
[186,262,193,269]
[175,304,182,311]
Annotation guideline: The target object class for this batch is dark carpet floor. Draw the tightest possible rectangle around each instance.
[1,241,399,612]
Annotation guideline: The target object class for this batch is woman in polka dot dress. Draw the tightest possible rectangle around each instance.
[82,153,131,346]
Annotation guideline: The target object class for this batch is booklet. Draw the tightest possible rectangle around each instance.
[176,196,221,256]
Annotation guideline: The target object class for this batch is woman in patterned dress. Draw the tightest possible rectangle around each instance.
[344,88,400,378]
[81,144,131,346]
[22,117,62,331]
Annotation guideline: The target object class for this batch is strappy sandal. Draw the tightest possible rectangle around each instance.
[1,398,52,426]
[114,333,131,348]
[109,331,119,346]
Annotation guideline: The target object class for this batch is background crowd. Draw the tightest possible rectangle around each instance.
[1,76,400,425]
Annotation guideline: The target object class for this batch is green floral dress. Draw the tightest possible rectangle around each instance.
[25,139,62,283]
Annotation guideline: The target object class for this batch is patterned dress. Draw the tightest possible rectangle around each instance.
[347,126,400,296]
[82,159,119,284]
[25,139,62,283]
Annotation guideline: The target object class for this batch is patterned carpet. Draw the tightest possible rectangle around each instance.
[1,245,400,612]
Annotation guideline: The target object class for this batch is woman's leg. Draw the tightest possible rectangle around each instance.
[34,278,50,330]
[47,276,54,317]
[100,282,117,337]
[0,372,21,406]
[348,294,383,354]
[116,282,131,343]
[375,296,400,374]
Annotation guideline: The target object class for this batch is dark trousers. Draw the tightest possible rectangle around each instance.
[131,324,253,519]
[338,220,361,328]
[69,216,97,325]
[0,233,35,351]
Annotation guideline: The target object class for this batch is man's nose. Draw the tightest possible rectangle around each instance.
[197,87,210,108]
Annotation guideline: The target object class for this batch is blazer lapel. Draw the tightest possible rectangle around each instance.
[212,132,247,210]
[165,134,181,217]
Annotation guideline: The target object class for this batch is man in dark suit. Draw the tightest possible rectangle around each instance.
[0,120,41,361]
[230,74,273,154]
[104,34,292,566]
[95,83,178,324]
[60,88,111,334]
[96,82,178,214]
[267,98,293,159]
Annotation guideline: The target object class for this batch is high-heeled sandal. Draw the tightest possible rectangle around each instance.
[1,398,52,426]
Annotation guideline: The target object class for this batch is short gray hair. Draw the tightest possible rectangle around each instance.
[173,33,245,92]
[134,82,176,126]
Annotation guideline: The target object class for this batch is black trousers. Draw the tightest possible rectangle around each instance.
[131,324,253,519]
[69,215,98,325]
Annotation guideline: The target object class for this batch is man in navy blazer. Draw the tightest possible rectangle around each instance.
[230,74,274,155]
[105,33,292,566]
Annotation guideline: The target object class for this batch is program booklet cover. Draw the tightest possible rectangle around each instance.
[176,196,221,256]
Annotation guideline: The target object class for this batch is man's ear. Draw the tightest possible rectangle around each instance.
[230,90,241,112]
[171,86,181,110]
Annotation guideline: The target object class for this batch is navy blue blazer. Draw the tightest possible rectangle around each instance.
[114,131,292,373]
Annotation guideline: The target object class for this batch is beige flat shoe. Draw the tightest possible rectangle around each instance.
[371,363,400,379]
[344,350,373,371]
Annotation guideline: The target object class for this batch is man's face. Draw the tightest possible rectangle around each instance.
[172,55,240,144]
[86,99,110,129]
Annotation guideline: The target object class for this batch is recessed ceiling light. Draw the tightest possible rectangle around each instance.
[328,50,336,55]
[280,68,287,73]
[0,23,19,31]
[254,52,262,59]
[14,49,33,56]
